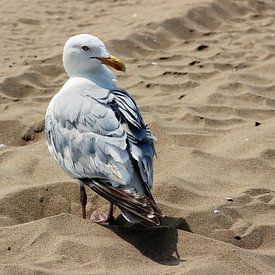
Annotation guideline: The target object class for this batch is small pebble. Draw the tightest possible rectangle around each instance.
[197,45,208,51]
[213,209,220,214]
[189,60,200,66]
[227,197,233,202]
[234,235,241,240]
[159,56,169,60]
[151,62,158,66]
[255,121,261,127]
[0,144,7,149]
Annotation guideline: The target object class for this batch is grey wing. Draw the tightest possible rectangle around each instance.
[111,89,156,189]
[45,87,133,187]
[45,85,162,224]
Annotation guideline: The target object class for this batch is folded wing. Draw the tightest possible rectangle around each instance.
[45,82,162,224]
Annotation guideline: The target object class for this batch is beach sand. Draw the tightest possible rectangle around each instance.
[0,0,275,274]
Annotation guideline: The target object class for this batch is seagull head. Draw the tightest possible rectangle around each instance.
[63,34,126,78]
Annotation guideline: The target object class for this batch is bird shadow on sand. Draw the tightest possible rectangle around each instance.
[102,215,191,266]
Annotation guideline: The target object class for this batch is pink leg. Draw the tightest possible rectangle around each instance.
[91,203,114,224]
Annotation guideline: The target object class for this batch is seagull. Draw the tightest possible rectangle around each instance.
[45,34,163,225]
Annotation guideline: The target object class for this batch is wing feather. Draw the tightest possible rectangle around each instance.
[45,80,161,223]
[111,89,156,188]
[45,84,132,186]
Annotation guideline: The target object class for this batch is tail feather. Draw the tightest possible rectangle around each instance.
[81,179,163,225]
[121,210,160,225]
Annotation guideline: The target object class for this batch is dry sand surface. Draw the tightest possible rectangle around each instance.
[1,0,275,274]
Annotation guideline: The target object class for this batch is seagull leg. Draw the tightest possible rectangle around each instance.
[80,184,87,219]
[107,202,115,223]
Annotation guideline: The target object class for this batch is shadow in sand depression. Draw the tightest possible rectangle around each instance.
[104,216,191,266]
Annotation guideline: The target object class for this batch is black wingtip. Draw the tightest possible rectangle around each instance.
[83,179,164,226]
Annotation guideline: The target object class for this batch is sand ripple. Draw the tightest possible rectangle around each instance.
[1,0,275,274]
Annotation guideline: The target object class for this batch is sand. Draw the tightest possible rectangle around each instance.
[0,0,275,274]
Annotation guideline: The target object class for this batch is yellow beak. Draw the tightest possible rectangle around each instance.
[97,54,126,72]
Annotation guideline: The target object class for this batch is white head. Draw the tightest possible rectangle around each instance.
[62,34,126,80]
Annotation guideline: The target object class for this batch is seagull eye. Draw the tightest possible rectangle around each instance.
[81,46,90,51]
